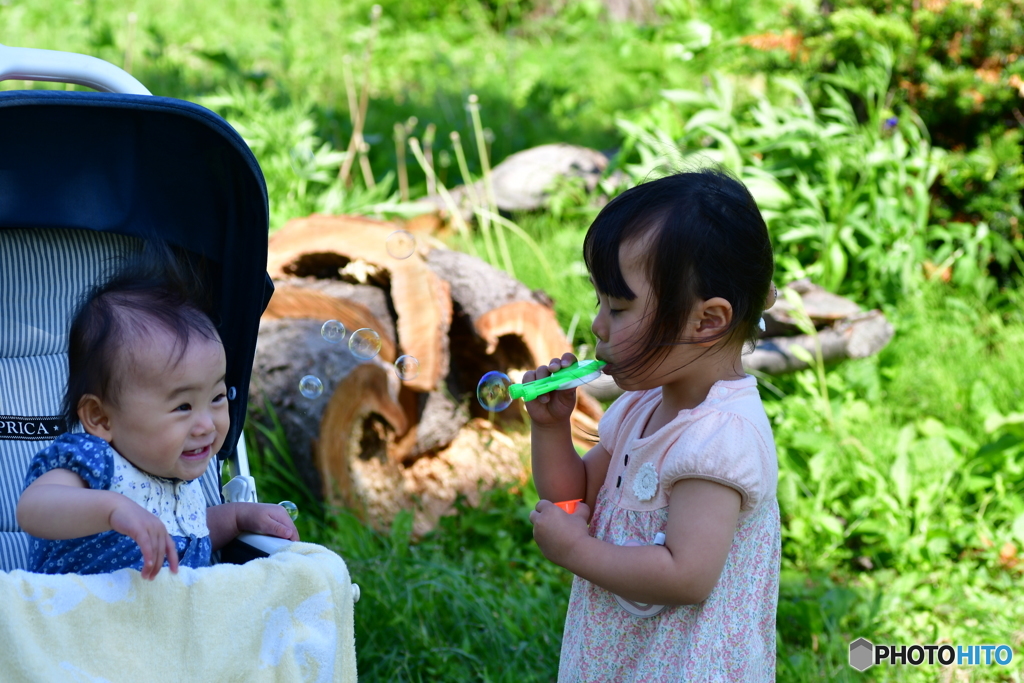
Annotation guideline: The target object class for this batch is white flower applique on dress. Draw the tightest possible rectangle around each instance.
[632,461,659,501]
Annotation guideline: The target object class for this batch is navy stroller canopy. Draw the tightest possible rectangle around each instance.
[0,90,274,460]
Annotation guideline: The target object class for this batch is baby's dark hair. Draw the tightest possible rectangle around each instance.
[584,167,774,379]
[62,244,219,430]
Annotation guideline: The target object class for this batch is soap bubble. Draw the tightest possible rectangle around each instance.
[298,375,324,399]
[321,320,346,344]
[348,328,382,361]
[386,230,416,259]
[394,355,420,381]
[477,371,513,412]
[279,500,299,521]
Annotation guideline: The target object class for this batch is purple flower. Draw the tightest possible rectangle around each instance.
[884,116,899,130]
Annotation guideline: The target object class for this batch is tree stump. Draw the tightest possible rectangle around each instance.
[249,214,602,534]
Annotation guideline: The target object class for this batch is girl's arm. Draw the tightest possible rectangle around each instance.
[206,502,300,551]
[527,354,612,506]
[531,478,741,605]
[17,468,179,580]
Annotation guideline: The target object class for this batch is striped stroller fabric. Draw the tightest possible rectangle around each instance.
[0,228,224,571]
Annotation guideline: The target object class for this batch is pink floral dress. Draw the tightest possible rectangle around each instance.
[558,376,780,682]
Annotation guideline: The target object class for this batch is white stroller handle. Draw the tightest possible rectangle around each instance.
[0,43,151,95]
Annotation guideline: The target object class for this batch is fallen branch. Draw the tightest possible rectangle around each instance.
[742,310,894,375]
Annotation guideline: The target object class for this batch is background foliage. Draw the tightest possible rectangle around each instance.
[5,0,1024,680]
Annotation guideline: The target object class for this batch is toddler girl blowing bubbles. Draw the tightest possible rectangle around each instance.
[17,251,298,580]
[526,169,780,681]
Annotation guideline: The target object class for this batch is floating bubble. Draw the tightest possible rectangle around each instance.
[477,371,513,412]
[386,230,416,260]
[394,355,420,381]
[321,320,346,344]
[288,147,316,171]
[348,328,382,361]
[279,500,299,521]
[298,375,324,399]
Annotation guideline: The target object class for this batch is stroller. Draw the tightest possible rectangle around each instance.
[0,44,357,681]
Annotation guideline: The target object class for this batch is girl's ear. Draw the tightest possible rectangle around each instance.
[765,281,778,310]
[693,297,733,347]
[77,395,113,441]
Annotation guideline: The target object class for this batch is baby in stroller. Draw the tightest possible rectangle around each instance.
[17,248,299,580]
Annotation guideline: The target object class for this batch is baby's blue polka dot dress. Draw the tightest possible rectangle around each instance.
[23,433,212,574]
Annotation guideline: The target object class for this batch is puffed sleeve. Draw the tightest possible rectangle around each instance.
[23,433,114,491]
[660,412,773,514]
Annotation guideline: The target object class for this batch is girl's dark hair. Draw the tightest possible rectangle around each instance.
[62,242,219,430]
[583,167,774,379]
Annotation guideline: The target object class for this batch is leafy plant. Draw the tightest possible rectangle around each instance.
[768,285,1024,681]
[934,126,1024,289]
[613,48,1021,306]
[741,0,1024,279]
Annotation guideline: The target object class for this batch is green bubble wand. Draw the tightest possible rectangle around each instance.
[477,360,608,411]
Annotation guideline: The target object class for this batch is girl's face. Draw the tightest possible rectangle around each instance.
[80,327,230,481]
[591,238,708,391]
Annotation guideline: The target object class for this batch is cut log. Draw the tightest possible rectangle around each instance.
[320,414,528,537]
[248,318,400,498]
[269,278,398,346]
[253,215,605,532]
[263,284,397,363]
[425,248,601,448]
[267,214,451,394]
[402,419,528,537]
[475,300,572,360]
[316,362,408,511]
[473,299,602,447]
[424,247,542,319]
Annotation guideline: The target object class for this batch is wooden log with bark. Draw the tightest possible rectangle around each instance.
[250,214,601,535]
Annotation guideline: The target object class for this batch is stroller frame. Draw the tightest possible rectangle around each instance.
[0,43,285,566]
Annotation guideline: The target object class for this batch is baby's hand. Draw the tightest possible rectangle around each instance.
[521,353,579,426]
[235,502,300,542]
[108,498,178,580]
[529,499,591,567]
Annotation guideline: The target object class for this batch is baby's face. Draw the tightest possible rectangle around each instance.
[100,328,229,481]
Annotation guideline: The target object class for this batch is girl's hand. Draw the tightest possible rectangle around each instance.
[235,502,301,542]
[108,498,178,580]
[529,499,592,567]
[522,353,579,427]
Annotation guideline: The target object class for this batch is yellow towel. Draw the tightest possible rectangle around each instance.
[0,542,357,683]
